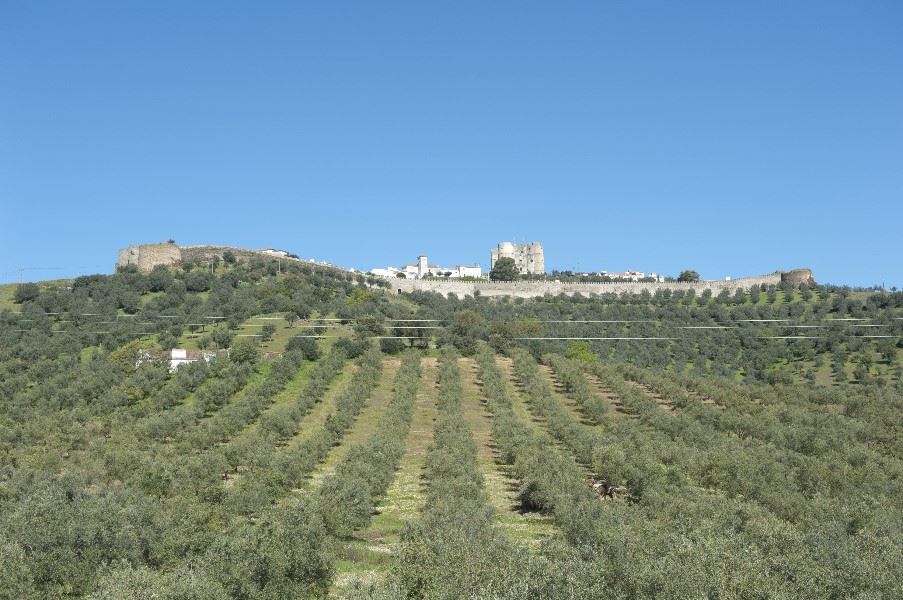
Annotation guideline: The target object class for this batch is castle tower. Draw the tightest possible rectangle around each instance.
[490,241,544,275]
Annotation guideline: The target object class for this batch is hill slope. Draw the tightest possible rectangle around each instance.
[1,257,902,598]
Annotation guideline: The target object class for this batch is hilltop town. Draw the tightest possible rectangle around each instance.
[117,241,814,300]
[371,241,667,283]
[370,241,545,280]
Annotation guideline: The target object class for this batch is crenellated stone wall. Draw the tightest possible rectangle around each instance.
[389,272,797,299]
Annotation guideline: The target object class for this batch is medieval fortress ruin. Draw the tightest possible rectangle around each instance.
[490,241,545,275]
[117,242,346,274]
[117,242,814,299]
[117,242,183,272]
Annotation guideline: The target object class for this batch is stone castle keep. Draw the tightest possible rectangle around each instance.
[117,242,182,272]
[490,241,544,275]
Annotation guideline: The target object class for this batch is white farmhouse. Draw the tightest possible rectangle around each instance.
[169,348,218,372]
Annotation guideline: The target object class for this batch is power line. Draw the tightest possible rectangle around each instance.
[16,267,65,283]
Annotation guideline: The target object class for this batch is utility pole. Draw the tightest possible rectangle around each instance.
[17,267,64,283]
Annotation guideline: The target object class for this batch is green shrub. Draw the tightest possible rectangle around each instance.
[230,337,259,364]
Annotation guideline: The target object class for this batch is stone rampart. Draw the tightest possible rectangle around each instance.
[781,269,815,287]
[180,245,350,276]
[117,243,182,272]
[390,273,790,299]
[180,245,272,265]
[117,243,353,276]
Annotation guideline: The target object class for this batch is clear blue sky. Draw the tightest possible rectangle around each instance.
[2,1,901,287]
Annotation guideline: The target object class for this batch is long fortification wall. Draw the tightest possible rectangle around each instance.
[390,273,789,298]
[180,245,352,276]
[117,243,810,299]
[180,245,275,265]
[117,243,353,275]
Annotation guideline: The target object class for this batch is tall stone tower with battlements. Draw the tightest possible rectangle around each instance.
[490,241,544,275]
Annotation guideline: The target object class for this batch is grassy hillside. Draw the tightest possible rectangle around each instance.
[1,260,901,598]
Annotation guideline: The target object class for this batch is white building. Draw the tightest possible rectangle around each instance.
[259,248,290,257]
[418,255,429,278]
[452,265,482,278]
[600,271,664,282]
[169,348,218,372]
[136,348,220,371]
[370,267,401,278]
[370,255,483,280]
